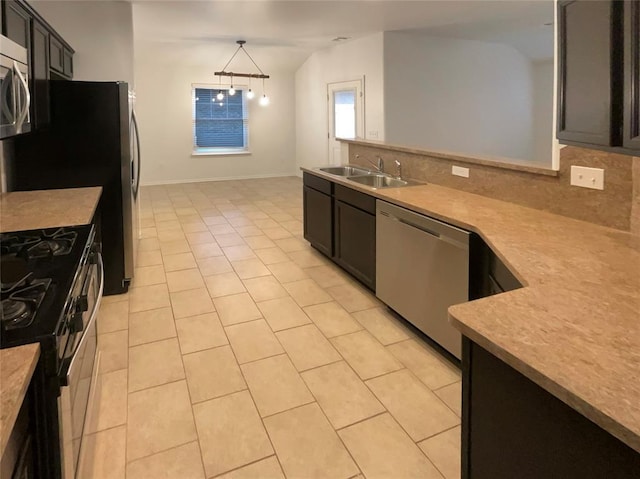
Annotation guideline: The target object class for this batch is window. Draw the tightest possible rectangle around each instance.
[192,86,249,154]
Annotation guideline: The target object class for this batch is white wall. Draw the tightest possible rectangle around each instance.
[532,60,554,165]
[134,42,296,185]
[384,31,535,162]
[30,1,134,85]
[295,33,385,170]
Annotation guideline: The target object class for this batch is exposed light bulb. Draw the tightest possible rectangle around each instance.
[219,102,224,107]
[246,89,255,100]
[216,90,224,101]
[229,86,236,96]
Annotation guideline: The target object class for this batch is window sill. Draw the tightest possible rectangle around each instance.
[192,150,252,157]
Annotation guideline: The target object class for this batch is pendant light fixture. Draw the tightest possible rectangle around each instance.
[259,77,270,106]
[215,40,269,104]
[216,74,224,101]
[246,76,255,100]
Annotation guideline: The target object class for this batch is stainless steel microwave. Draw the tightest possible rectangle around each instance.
[1,34,31,139]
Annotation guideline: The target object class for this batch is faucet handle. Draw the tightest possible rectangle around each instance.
[394,159,402,179]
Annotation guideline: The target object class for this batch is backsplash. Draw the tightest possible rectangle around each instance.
[348,143,639,233]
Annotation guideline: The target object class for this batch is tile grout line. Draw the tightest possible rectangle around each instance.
[167,301,208,478]
[223,335,287,478]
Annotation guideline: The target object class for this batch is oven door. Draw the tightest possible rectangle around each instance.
[57,251,104,479]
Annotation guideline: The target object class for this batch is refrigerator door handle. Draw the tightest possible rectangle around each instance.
[131,110,141,199]
[13,60,30,132]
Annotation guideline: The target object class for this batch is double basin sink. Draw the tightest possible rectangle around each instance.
[317,166,420,189]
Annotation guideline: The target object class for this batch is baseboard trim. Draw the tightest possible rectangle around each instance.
[141,172,299,186]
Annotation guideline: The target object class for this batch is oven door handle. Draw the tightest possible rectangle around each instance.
[65,252,104,385]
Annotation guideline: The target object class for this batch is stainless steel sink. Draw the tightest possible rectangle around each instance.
[347,175,413,188]
[319,166,371,176]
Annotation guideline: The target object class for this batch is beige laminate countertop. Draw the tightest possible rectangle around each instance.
[302,167,640,453]
[0,187,102,233]
[0,344,40,457]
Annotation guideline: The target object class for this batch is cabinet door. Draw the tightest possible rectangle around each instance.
[334,200,375,290]
[303,186,333,257]
[31,20,50,129]
[49,35,64,74]
[63,49,73,78]
[557,1,622,147]
[463,339,640,478]
[624,0,640,150]
[3,1,30,49]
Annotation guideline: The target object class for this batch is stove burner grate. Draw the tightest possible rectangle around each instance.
[0,273,52,330]
[0,228,78,259]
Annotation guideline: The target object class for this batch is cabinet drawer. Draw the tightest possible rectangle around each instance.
[303,172,332,195]
[335,184,376,214]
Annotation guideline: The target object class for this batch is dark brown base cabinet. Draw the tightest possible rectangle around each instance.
[462,339,640,479]
[302,173,376,291]
[334,198,376,289]
[303,185,333,257]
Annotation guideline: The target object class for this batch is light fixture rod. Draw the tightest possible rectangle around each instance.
[214,72,270,79]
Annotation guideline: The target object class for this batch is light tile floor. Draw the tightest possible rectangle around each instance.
[79,177,462,479]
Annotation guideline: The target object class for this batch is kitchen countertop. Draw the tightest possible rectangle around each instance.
[302,166,640,453]
[0,344,40,457]
[0,187,102,233]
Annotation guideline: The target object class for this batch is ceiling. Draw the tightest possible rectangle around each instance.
[133,0,554,70]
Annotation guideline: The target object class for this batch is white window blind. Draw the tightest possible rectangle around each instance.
[192,86,249,154]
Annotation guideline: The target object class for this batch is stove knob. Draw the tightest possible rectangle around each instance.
[76,295,89,313]
[72,312,84,333]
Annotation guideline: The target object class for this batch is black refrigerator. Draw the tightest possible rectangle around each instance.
[11,81,141,295]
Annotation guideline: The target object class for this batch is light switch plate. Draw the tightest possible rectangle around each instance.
[368,130,379,139]
[570,165,604,190]
[452,165,469,178]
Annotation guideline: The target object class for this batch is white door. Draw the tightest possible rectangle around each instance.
[328,79,363,165]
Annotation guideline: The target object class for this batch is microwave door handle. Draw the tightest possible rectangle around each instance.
[13,61,30,131]
[64,253,104,385]
[1,71,16,124]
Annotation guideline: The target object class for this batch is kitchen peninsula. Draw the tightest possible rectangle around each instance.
[303,146,640,476]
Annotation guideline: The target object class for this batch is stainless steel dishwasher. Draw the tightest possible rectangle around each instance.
[376,200,470,359]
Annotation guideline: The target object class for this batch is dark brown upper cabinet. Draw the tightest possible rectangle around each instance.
[32,19,50,128]
[1,0,74,131]
[3,0,31,50]
[557,0,640,156]
[624,0,640,149]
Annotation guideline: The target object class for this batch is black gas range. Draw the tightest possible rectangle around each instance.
[0,225,104,479]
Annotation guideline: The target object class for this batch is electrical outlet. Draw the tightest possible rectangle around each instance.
[368,130,378,139]
[452,165,469,178]
[570,166,604,190]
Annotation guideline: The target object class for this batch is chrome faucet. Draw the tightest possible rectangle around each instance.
[367,156,384,173]
[394,159,402,179]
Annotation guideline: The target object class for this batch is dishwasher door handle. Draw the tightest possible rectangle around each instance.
[390,214,468,250]
[397,217,440,239]
[379,210,441,239]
